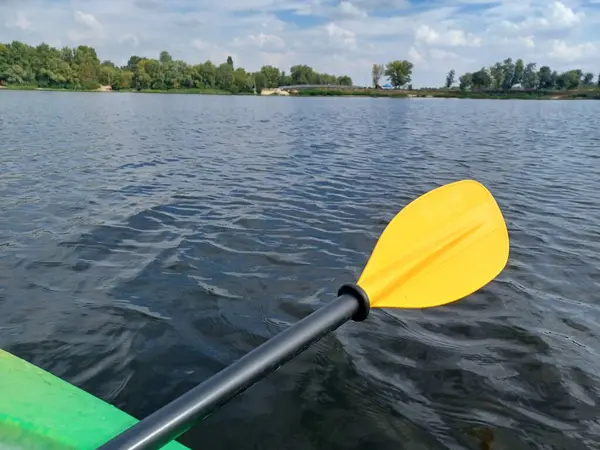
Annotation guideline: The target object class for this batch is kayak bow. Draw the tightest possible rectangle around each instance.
[0,349,187,449]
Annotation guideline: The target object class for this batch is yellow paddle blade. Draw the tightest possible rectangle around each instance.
[357,179,509,309]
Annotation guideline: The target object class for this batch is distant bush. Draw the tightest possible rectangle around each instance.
[81,80,101,91]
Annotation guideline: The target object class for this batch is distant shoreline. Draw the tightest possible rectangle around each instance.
[0,85,235,95]
[289,87,600,100]
[2,84,599,100]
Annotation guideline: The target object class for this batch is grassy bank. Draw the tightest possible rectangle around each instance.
[292,87,600,100]
[0,85,236,95]
[1,85,115,93]
[292,88,410,98]
[4,84,600,99]
[2,84,49,91]
[133,88,234,95]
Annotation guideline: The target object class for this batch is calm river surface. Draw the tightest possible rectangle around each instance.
[1,91,600,449]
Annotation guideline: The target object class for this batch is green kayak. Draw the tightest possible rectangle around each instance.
[0,349,188,449]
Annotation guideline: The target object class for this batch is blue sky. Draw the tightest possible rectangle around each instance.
[1,0,599,87]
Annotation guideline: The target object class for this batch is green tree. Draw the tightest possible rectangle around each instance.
[0,39,355,94]
[133,65,152,90]
[31,43,67,88]
[290,64,315,84]
[279,70,292,86]
[73,45,100,89]
[60,47,74,64]
[260,65,280,88]
[337,75,352,86]
[99,64,118,86]
[384,60,413,88]
[197,62,217,88]
[178,62,195,88]
[318,73,338,85]
[232,67,254,93]
[556,70,581,90]
[1,64,27,84]
[513,58,524,86]
[126,56,144,71]
[5,41,34,83]
[522,63,538,89]
[445,69,455,88]
[138,59,163,89]
[254,71,267,92]
[372,63,384,87]
[538,66,554,89]
[454,56,597,95]
[501,58,515,90]
[489,62,504,89]
[459,73,472,91]
[216,61,234,90]
[112,70,133,90]
[159,51,173,65]
[471,68,491,89]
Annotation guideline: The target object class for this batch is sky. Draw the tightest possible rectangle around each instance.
[1,0,599,87]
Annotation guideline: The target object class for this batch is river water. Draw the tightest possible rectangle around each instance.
[1,91,599,449]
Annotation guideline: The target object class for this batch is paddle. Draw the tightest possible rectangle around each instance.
[98,179,509,450]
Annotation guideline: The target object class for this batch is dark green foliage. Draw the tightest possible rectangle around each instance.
[0,40,352,93]
[383,60,413,88]
[445,69,455,88]
[457,57,596,92]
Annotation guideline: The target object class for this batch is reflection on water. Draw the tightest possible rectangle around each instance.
[1,91,600,449]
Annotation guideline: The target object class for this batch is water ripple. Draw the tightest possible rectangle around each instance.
[1,91,600,449]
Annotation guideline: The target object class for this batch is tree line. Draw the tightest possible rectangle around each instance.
[446,58,600,91]
[370,57,600,92]
[0,40,353,93]
[3,40,599,94]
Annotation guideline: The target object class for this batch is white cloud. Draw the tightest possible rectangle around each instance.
[325,22,357,50]
[493,34,536,50]
[74,11,103,33]
[549,40,598,63]
[489,1,583,35]
[544,1,582,28]
[4,11,32,31]
[192,38,238,64]
[408,46,424,64]
[68,10,105,42]
[0,0,598,87]
[415,25,481,47]
[246,33,286,51]
[337,1,368,18]
[429,48,460,60]
[520,36,536,48]
[119,34,139,48]
[15,12,31,31]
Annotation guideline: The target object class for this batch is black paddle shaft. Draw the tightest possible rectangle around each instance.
[98,283,370,450]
